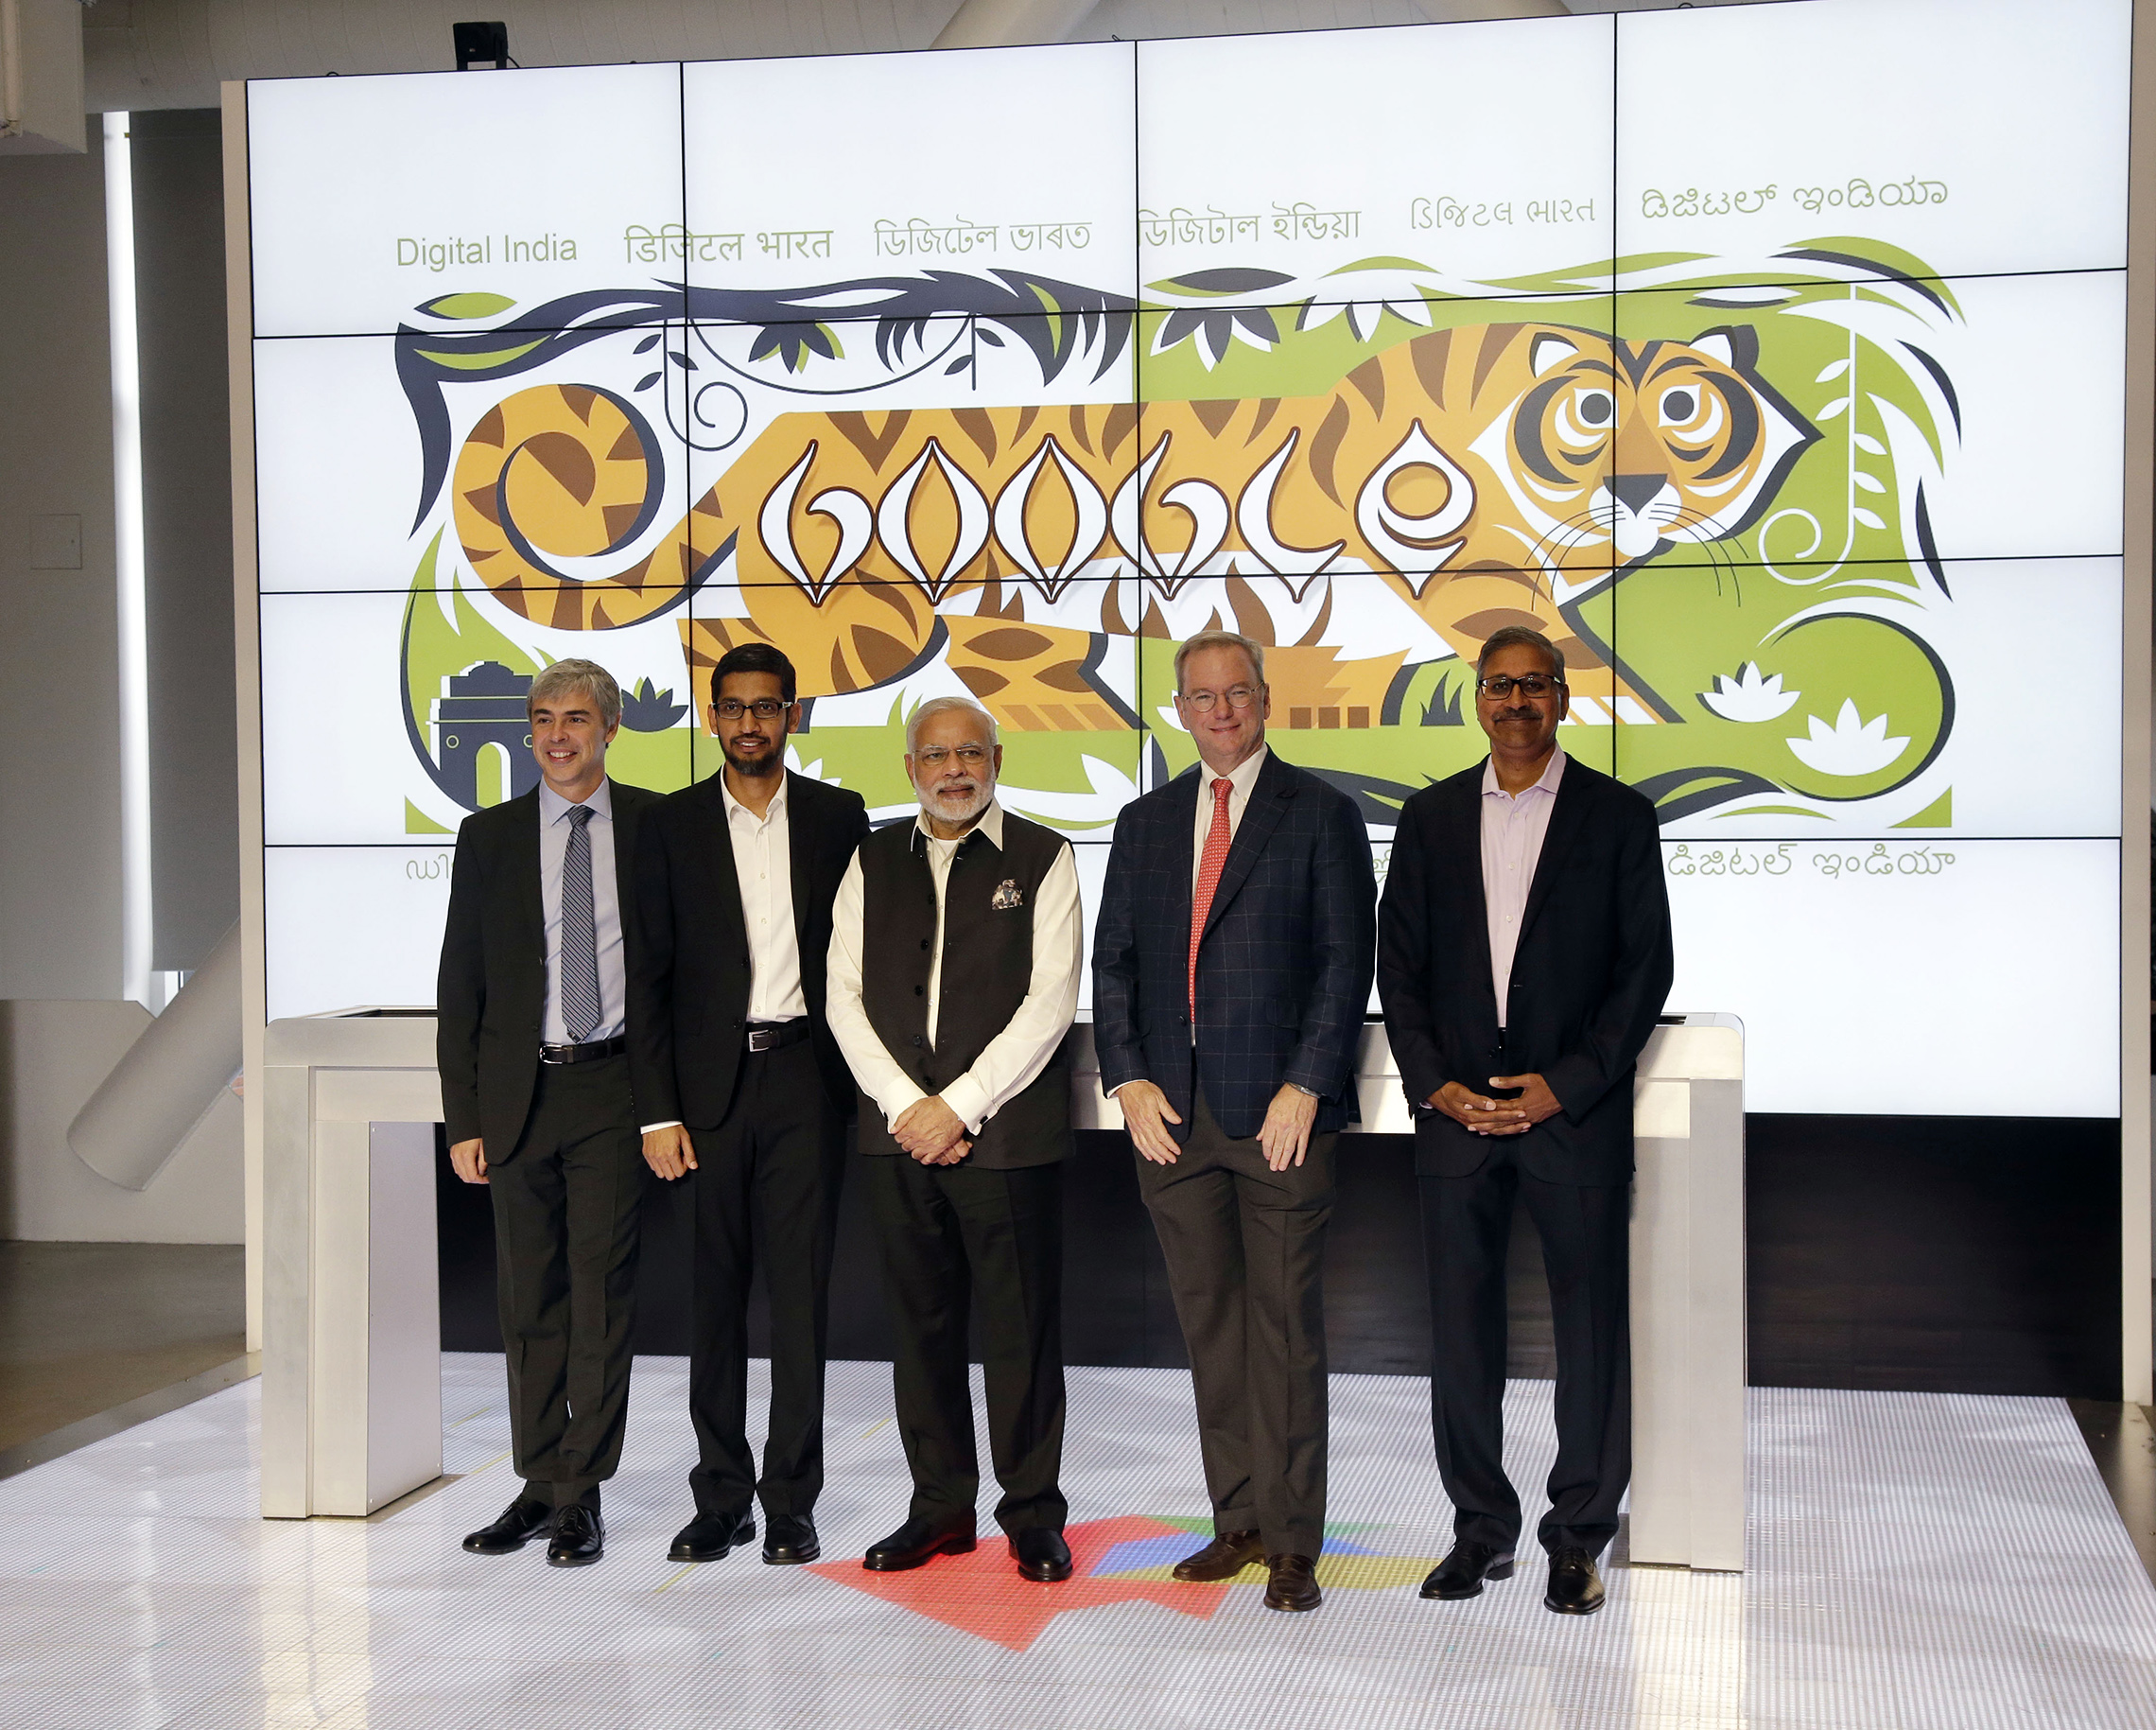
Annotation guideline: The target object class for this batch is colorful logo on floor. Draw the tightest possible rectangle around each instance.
[806,1514,1444,1651]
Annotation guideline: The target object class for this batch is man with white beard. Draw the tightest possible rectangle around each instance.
[826,696,1083,1582]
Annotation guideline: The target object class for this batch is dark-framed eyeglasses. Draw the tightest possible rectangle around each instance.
[1476,673,1567,700]
[714,697,788,721]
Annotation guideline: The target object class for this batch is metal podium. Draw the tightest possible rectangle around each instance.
[263,1008,1745,1568]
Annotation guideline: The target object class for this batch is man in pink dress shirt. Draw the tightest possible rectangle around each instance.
[1376,625,1674,1617]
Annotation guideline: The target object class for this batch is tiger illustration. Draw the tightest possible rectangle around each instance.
[447,322,1815,729]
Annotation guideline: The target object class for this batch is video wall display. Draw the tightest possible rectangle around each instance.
[248,0,2131,1115]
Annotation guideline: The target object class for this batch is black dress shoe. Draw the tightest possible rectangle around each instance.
[1008,1528,1072,1582]
[1544,1547,1606,1615]
[762,1514,820,1565]
[669,1510,756,1563]
[546,1504,605,1567]
[1263,1552,1322,1612]
[1170,1529,1265,1582]
[1420,1540,1516,1600]
[862,1511,977,1572]
[461,1496,554,1555]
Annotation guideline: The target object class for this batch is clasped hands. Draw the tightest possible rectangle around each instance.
[641,1096,970,1180]
[1428,1073,1561,1136]
[1117,1079,1317,1171]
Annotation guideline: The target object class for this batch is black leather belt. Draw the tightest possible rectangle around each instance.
[745,1021,811,1054]
[539,1036,627,1065]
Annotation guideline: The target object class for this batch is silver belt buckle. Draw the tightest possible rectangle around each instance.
[747,1027,778,1054]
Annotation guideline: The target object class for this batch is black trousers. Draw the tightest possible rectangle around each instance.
[1136,1086,1335,1561]
[487,1053,645,1511]
[862,1153,1067,1535]
[687,1039,846,1521]
[1420,1147,1630,1557]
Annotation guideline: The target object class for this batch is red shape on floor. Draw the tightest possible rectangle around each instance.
[806,1514,1228,1651]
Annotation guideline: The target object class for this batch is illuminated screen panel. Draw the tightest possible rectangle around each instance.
[1614,0,2130,278]
[1665,838,2121,1118]
[248,62,686,340]
[1137,19,1615,296]
[682,44,1138,303]
[247,0,2135,1109]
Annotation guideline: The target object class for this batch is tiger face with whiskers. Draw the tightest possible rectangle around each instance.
[1477,324,1817,585]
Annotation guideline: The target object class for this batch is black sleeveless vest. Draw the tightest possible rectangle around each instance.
[856,809,1073,1170]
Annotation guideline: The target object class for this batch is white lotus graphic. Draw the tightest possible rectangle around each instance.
[1699,662,1800,723]
[1786,700,1908,777]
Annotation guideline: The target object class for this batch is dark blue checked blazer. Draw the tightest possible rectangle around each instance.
[1093,747,1377,1142]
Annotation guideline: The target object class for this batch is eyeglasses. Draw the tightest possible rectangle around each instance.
[1476,673,1567,700]
[1180,685,1261,714]
[913,745,990,769]
[714,697,788,721]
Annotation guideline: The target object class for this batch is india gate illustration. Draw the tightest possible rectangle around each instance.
[431,661,538,810]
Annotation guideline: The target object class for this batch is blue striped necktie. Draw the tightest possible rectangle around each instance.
[561,804,600,1043]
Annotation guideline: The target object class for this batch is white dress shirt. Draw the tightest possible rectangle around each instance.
[721,771,808,1022]
[640,770,808,1135]
[1481,745,1566,1029]
[538,778,626,1045]
[826,801,1083,1136]
[1190,743,1270,889]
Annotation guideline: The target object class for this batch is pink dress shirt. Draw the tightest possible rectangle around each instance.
[1480,745,1566,1029]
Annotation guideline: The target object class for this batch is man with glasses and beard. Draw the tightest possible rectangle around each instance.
[826,696,1083,1583]
[1377,624,1672,1617]
[630,643,870,1567]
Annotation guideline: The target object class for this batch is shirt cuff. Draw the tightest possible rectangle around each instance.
[639,1120,684,1134]
[940,1075,991,1136]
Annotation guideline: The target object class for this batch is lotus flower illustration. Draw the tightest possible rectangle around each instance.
[1699,662,1800,723]
[1786,700,1908,777]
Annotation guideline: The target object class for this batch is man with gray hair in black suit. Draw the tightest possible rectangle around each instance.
[438,657,659,1568]
[826,694,1084,1584]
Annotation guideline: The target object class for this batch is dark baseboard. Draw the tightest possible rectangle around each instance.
[437,1112,2127,1400]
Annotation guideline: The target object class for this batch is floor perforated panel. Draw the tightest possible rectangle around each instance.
[0,1355,2150,1728]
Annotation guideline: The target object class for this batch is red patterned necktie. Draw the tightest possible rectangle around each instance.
[1188,778,1235,1022]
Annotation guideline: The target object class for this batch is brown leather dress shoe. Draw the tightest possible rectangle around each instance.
[1171,1529,1265,1581]
[1263,1552,1322,1612]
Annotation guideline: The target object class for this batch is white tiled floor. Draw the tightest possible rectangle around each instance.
[1,1355,2151,1728]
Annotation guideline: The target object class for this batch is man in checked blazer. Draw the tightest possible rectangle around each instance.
[1093,628,1377,1614]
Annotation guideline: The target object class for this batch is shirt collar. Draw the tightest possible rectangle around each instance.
[1481,743,1567,801]
[1205,743,1270,801]
[538,777,613,825]
[913,798,1005,852]
[720,768,788,827]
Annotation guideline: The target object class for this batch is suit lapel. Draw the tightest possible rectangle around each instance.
[509,792,546,991]
[1200,749,1294,939]
[1516,760,1591,951]
[785,772,816,946]
[695,775,752,951]
[1452,767,1499,1019]
[1160,771,1199,941]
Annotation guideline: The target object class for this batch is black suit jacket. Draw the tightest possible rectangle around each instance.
[1377,755,1673,1184]
[1093,748,1376,1142]
[628,769,870,1130]
[435,779,660,1157]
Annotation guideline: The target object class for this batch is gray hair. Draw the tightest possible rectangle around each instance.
[527,657,622,729]
[905,694,1000,754]
[1174,628,1266,692]
[1474,625,1564,679]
